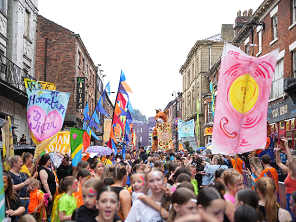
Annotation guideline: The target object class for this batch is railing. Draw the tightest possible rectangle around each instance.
[0,54,36,93]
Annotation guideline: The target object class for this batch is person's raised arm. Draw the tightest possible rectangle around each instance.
[138,194,169,219]
[282,138,296,177]
[275,144,289,174]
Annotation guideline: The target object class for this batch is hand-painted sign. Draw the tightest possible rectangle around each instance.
[27,89,70,142]
[212,43,278,155]
[45,131,70,155]
[157,123,173,150]
[76,77,85,109]
[204,127,213,136]
[178,119,194,139]
[24,78,56,91]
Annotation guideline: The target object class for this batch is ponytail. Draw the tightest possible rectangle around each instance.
[58,176,75,194]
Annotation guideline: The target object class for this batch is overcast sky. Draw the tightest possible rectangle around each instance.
[38,1,263,119]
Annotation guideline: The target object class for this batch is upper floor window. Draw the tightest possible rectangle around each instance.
[293,51,296,78]
[272,15,278,39]
[258,30,262,55]
[270,59,284,99]
[293,0,296,23]
[187,70,190,88]
[207,103,213,123]
[25,10,30,38]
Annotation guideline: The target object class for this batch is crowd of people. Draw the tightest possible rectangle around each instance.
[4,137,296,222]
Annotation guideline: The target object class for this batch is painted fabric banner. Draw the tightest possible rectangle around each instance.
[103,119,112,145]
[1,116,14,170]
[27,89,70,158]
[212,43,279,155]
[71,128,90,167]
[178,119,195,140]
[24,78,56,91]
[45,131,70,155]
[156,123,173,151]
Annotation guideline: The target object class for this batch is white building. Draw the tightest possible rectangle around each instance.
[0,0,38,142]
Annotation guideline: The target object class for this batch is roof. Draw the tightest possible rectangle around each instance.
[204,33,222,41]
[164,100,174,110]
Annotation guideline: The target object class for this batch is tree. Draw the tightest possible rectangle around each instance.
[131,109,147,124]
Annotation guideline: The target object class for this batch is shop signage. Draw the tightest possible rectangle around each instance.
[204,127,213,136]
[76,77,85,109]
[267,98,296,123]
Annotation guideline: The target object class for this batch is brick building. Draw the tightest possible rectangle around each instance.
[134,117,156,148]
[35,15,105,141]
[180,24,233,146]
[207,0,296,149]
[0,0,38,141]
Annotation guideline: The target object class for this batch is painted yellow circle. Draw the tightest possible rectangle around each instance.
[229,74,259,114]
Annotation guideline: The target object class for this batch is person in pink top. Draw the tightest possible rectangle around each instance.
[275,137,296,220]
[221,169,244,222]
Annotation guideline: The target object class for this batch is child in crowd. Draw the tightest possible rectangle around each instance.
[73,169,91,207]
[28,179,44,219]
[75,178,122,222]
[234,205,258,222]
[54,176,78,222]
[167,187,197,222]
[186,165,198,195]
[131,172,169,219]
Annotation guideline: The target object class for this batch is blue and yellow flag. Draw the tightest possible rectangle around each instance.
[71,128,88,167]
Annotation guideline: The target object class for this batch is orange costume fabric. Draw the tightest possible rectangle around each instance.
[152,110,168,152]
[231,158,244,175]
[254,167,279,201]
[28,189,43,213]
[73,185,84,207]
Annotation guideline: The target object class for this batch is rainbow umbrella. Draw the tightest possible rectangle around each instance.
[85,146,113,156]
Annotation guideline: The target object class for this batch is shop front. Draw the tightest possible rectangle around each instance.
[267,98,296,150]
[204,127,213,145]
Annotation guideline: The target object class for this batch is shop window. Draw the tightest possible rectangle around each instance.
[286,132,293,149]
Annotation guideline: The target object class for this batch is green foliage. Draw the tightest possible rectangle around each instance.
[131,109,147,124]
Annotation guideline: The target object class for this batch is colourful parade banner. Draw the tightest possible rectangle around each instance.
[70,128,90,167]
[212,43,279,155]
[45,131,70,155]
[26,89,70,158]
[24,78,56,91]
[103,119,112,145]
[178,119,195,140]
[156,123,173,151]
[1,116,14,170]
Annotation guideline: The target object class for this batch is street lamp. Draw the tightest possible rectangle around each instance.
[172,91,180,151]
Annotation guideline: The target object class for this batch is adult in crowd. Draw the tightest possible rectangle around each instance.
[19,152,37,178]
[112,163,131,220]
[19,134,27,145]
[37,154,56,214]
[103,153,114,165]
[290,190,296,221]
[8,155,31,214]
[4,170,25,222]
[56,154,72,180]
[204,154,228,185]
[275,138,296,219]
[256,177,291,222]
[139,146,148,163]
[192,151,204,190]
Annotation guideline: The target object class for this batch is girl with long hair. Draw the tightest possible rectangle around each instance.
[93,160,104,180]
[197,186,226,222]
[167,187,197,222]
[20,152,37,178]
[112,163,131,220]
[125,168,171,222]
[73,169,91,207]
[3,170,25,222]
[255,177,291,222]
[73,160,90,178]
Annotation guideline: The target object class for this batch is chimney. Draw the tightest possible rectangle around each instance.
[234,9,253,36]
[221,24,234,42]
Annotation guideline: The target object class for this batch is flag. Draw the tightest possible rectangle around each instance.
[120,70,126,82]
[26,89,70,159]
[210,81,215,117]
[96,97,109,117]
[71,128,89,167]
[84,103,91,121]
[196,99,199,142]
[1,116,14,170]
[92,110,100,125]
[212,42,279,155]
[127,100,134,113]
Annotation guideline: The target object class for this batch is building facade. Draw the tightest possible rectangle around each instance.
[180,24,233,147]
[0,0,38,141]
[207,0,296,149]
[134,117,156,148]
[35,15,104,141]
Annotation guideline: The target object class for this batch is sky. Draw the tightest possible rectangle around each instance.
[38,0,263,119]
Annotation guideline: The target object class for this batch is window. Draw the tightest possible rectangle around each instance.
[208,103,214,123]
[140,128,142,132]
[272,15,278,40]
[270,59,284,99]
[293,0,296,23]
[82,58,85,73]
[0,0,4,11]
[24,10,30,38]
[258,30,262,55]
[293,51,296,77]
[245,44,249,55]
[140,137,142,142]
[187,70,190,88]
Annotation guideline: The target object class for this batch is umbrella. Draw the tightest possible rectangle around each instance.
[85,146,113,156]
[198,147,206,151]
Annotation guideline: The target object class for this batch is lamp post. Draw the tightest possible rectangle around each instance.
[172,91,180,151]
